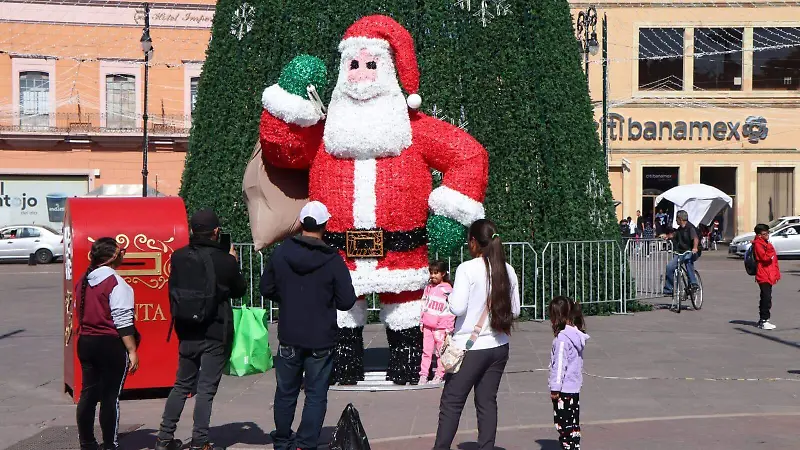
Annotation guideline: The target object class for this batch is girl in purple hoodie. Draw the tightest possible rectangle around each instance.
[548,297,589,450]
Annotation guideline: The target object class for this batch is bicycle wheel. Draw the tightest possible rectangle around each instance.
[690,270,704,310]
[674,269,685,313]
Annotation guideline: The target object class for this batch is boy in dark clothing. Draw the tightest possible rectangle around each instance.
[261,201,357,450]
[155,209,246,450]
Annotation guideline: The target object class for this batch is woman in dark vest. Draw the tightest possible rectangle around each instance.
[74,237,139,450]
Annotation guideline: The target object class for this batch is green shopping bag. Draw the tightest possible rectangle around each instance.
[225,306,273,376]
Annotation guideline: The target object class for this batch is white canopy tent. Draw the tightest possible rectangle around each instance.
[655,184,733,228]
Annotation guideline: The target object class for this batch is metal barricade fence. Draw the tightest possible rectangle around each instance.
[540,240,626,317]
[623,238,673,303]
[229,239,670,322]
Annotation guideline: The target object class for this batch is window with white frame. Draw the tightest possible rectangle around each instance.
[105,74,136,129]
[638,28,685,91]
[19,71,50,128]
[190,77,200,112]
[693,28,744,91]
[753,27,800,90]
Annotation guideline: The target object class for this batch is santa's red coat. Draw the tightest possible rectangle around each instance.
[260,107,488,327]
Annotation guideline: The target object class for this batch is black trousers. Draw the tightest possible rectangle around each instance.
[76,335,129,450]
[759,283,773,322]
[433,344,509,450]
[553,393,581,450]
[158,339,227,446]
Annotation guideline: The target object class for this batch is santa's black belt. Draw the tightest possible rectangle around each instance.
[325,227,427,258]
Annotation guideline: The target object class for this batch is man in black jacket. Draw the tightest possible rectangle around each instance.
[261,201,357,450]
[155,209,246,450]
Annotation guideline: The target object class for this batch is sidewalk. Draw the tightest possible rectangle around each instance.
[1,252,799,449]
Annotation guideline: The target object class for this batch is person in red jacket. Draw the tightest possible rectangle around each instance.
[752,223,781,330]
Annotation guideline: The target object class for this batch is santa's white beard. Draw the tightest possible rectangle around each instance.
[323,85,412,160]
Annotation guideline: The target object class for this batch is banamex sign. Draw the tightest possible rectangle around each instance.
[603,114,769,144]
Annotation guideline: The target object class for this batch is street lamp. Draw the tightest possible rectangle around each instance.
[140,3,153,198]
[576,6,599,76]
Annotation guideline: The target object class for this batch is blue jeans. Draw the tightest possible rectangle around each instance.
[664,253,699,293]
[271,344,334,450]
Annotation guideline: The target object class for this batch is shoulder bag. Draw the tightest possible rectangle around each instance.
[437,305,489,374]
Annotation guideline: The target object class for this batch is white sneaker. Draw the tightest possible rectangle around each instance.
[418,377,428,385]
[759,320,776,330]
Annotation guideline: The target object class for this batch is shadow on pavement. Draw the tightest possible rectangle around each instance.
[118,427,158,449]
[730,319,759,327]
[0,329,24,340]
[733,327,800,350]
[788,370,800,375]
[534,439,561,450]
[211,421,274,448]
[457,442,507,450]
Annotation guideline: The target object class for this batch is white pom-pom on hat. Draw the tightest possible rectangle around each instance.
[406,93,422,110]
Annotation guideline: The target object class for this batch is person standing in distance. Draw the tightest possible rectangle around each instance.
[155,209,246,450]
[752,224,781,330]
[261,201,357,450]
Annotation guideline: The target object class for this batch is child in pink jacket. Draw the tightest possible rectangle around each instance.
[419,260,456,384]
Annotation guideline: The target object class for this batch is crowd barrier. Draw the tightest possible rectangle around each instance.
[230,238,675,322]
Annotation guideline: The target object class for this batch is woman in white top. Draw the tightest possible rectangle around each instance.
[433,219,521,450]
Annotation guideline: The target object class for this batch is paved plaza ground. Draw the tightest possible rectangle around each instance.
[1,250,799,449]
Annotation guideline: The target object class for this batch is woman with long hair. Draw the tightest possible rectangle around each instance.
[433,219,521,450]
[74,237,139,450]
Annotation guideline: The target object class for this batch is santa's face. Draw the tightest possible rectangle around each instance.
[323,42,412,160]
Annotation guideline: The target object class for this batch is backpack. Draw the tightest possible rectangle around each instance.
[744,245,757,276]
[167,245,218,340]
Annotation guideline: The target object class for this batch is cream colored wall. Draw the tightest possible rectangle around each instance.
[572,1,800,235]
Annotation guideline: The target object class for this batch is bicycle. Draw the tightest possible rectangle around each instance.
[671,250,704,313]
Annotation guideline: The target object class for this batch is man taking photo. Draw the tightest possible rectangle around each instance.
[663,210,700,296]
[261,201,357,450]
[155,209,246,450]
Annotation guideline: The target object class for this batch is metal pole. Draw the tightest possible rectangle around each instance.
[602,13,609,171]
[584,18,590,76]
[142,2,150,198]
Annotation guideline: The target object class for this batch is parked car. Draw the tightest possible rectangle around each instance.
[728,216,800,256]
[734,223,800,260]
[0,225,64,264]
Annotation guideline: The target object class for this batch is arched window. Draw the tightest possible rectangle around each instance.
[19,71,50,128]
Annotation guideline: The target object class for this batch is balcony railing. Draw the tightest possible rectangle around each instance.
[0,112,191,135]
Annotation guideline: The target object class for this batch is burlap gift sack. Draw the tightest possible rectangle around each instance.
[242,141,309,250]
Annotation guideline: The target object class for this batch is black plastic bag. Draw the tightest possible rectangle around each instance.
[329,403,371,450]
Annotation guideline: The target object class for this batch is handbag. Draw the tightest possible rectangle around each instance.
[438,305,489,374]
[224,305,273,376]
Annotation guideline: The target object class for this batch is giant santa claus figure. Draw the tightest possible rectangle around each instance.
[255,15,489,385]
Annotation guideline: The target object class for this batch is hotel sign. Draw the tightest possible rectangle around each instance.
[605,114,769,144]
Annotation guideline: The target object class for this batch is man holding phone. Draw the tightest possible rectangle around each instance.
[155,209,246,450]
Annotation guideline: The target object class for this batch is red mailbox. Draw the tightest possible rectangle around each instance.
[63,197,189,402]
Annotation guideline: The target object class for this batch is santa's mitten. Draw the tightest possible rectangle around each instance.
[261,54,327,127]
[427,214,466,258]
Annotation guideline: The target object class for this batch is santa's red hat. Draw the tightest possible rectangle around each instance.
[339,15,422,109]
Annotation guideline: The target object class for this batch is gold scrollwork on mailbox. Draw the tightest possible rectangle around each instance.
[87,233,176,290]
[64,290,73,346]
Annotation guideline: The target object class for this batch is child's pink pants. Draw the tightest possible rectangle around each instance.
[420,326,448,379]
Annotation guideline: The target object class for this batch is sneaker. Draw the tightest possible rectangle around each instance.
[431,376,444,384]
[418,376,428,385]
[154,438,183,450]
[190,443,215,450]
[758,320,776,330]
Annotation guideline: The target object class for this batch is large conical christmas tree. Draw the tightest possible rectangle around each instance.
[181,0,619,312]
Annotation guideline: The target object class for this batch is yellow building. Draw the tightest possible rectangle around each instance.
[0,0,212,205]
[573,0,800,238]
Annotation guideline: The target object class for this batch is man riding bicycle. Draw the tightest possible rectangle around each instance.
[663,210,700,296]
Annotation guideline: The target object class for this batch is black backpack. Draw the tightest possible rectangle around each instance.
[744,245,757,276]
[167,245,218,340]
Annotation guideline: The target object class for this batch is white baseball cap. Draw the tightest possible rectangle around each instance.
[299,201,331,226]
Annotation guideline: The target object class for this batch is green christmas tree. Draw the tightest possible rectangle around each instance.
[181,0,620,312]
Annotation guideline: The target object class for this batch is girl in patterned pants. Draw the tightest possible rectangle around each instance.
[548,297,589,450]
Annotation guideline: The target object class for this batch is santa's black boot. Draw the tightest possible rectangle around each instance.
[399,327,423,385]
[331,326,364,385]
[385,327,403,384]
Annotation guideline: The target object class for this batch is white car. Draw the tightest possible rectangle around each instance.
[0,225,64,264]
[729,216,800,257]
[735,223,800,260]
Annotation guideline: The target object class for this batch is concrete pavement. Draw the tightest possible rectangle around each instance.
[1,251,799,449]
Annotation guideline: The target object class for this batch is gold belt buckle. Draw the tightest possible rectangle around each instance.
[346,230,384,258]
